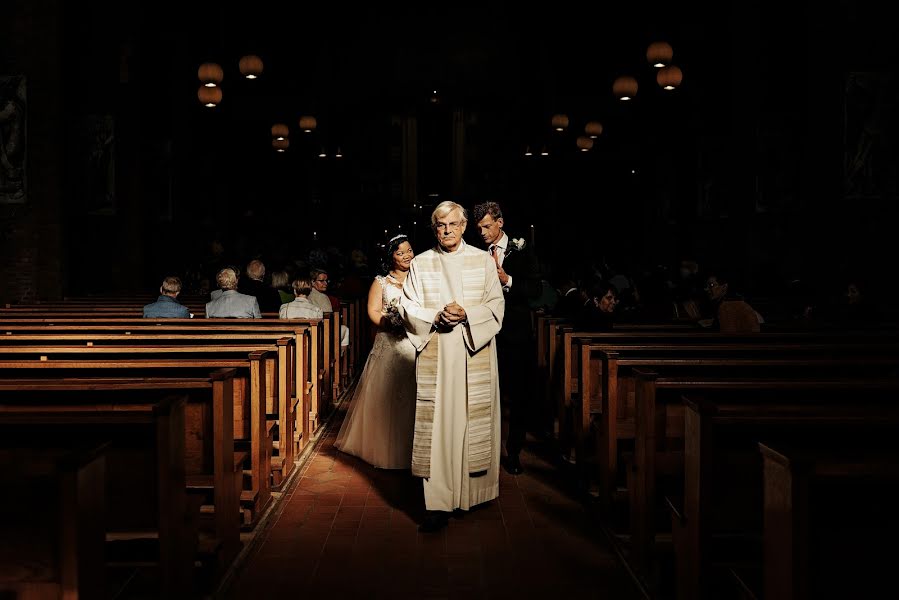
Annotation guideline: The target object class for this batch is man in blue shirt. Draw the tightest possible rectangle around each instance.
[143,276,191,318]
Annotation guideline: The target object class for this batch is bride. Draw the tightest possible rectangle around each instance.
[335,235,416,468]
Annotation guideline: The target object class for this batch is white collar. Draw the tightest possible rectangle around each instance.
[491,232,509,251]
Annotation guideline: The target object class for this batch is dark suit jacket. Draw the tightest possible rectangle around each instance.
[496,241,539,344]
[238,278,283,313]
[556,288,585,319]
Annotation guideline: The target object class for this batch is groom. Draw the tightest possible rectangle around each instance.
[402,200,505,532]
[474,201,536,475]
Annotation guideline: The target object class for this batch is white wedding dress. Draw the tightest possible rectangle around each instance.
[335,275,417,469]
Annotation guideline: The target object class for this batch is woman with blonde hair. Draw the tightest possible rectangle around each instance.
[279,278,324,319]
[271,270,293,305]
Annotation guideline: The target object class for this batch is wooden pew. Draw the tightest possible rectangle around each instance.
[348,300,360,379]
[0,316,330,439]
[0,315,325,412]
[568,336,899,480]
[0,346,276,527]
[332,309,341,400]
[591,344,899,497]
[670,392,899,600]
[0,331,304,486]
[0,319,323,484]
[0,443,108,600]
[758,441,899,600]
[629,370,899,575]
[571,330,899,420]
[0,393,194,596]
[557,326,714,445]
[0,373,243,571]
[340,302,351,388]
[0,319,319,441]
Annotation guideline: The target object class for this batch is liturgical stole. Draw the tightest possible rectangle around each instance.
[411,251,494,478]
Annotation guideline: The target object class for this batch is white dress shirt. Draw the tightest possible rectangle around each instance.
[489,232,513,291]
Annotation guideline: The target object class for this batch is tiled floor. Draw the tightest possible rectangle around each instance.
[225,404,641,599]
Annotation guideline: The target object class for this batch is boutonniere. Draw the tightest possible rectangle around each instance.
[504,237,526,257]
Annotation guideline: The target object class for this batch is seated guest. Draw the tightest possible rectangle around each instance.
[822,279,881,326]
[702,271,763,333]
[271,270,294,305]
[239,259,282,313]
[309,268,339,313]
[576,280,619,331]
[309,267,351,353]
[143,276,191,318]
[279,278,324,320]
[211,264,241,300]
[206,268,261,318]
[554,272,587,318]
[529,278,560,313]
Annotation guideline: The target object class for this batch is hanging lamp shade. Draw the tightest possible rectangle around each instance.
[585,121,603,138]
[524,146,533,157]
[197,85,222,107]
[551,114,569,131]
[335,147,343,158]
[576,136,594,151]
[272,138,289,151]
[239,55,264,79]
[657,65,683,90]
[613,76,638,101]
[198,62,223,87]
[271,123,289,140]
[298,116,317,132]
[646,41,673,68]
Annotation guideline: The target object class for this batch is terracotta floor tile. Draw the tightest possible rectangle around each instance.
[363,505,392,518]
[225,395,641,600]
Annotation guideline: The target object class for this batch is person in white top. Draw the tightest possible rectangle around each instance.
[279,278,324,320]
[309,267,351,353]
[308,268,334,313]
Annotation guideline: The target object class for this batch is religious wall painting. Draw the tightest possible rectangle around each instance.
[79,115,116,215]
[0,75,27,204]
[844,72,899,202]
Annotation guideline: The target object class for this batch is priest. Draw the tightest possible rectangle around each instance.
[402,200,505,532]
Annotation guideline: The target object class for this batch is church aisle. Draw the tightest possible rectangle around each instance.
[225,406,641,599]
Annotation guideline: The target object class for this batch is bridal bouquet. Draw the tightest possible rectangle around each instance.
[383,298,405,333]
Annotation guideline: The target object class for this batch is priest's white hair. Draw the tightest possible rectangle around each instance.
[430,201,468,227]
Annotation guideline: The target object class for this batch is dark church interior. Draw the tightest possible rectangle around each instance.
[2,1,899,598]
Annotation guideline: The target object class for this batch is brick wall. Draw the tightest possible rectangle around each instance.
[0,0,64,304]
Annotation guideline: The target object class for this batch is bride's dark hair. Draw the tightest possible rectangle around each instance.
[381,235,410,274]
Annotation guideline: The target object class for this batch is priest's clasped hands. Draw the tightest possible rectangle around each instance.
[436,302,467,330]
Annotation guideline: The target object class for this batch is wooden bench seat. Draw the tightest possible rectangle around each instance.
[0,348,277,527]
[0,317,328,438]
[759,441,899,600]
[670,393,899,600]
[0,443,108,600]
[628,370,899,575]
[0,372,242,573]
[555,328,886,452]
[577,342,899,494]
[0,394,195,596]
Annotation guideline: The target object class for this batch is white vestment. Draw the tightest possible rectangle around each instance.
[402,241,504,511]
